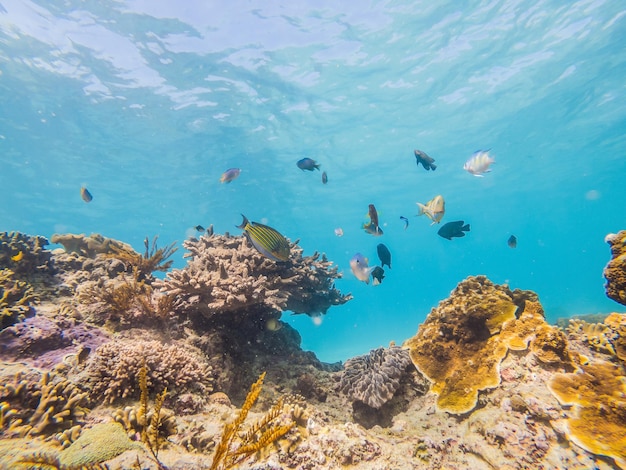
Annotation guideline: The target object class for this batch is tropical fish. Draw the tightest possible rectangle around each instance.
[508,235,517,249]
[416,195,445,225]
[220,168,241,183]
[80,186,93,203]
[400,216,409,230]
[266,318,283,331]
[297,158,320,171]
[236,214,290,262]
[414,149,437,171]
[350,253,375,284]
[363,204,383,236]
[437,220,470,240]
[194,225,205,232]
[334,227,344,237]
[371,266,385,285]
[11,251,23,262]
[377,243,391,269]
[464,150,495,176]
[322,171,328,184]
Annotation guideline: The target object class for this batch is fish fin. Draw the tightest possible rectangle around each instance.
[236,214,249,229]
[430,163,437,170]
[372,278,380,286]
[416,203,426,215]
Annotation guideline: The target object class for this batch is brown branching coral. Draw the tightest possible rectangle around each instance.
[0,369,89,438]
[107,236,177,280]
[0,231,53,276]
[86,339,213,405]
[604,230,626,306]
[210,372,295,470]
[155,232,351,320]
[339,346,411,409]
[1,268,38,330]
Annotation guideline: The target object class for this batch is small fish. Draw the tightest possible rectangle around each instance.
[400,216,409,230]
[377,243,391,269]
[80,186,93,203]
[508,235,517,249]
[237,214,290,262]
[371,266,385,285]
[350,253,375,284]
[414,149,437,171]
[464,150,495,176]
[265,318,283,331]
[334,227,344,237]
[321,171,328,184]
[11,251,23,262]
[194,225,205,232]
[437,220,470,240]
[297,158,321,171]
[363,204,383,236]
[416,195,445,225]
[220,168,241,183]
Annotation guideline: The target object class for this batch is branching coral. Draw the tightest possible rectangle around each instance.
[548,360,626,469]
[404,275,568,414]
[154,232,351,320]
[604,313,626,362]
[0,231,53,276]
[339,346,411,409]
[604,230,626,306]
[1,268,37,330]
[86,339,213,405]
[107,235,177,280]
[566,319,617,356]
[0,369,89,438]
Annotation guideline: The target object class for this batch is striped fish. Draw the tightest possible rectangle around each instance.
[237,214,290,262]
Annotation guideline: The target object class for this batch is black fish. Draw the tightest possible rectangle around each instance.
[371,266,385,285]
[377,243,392,269]
[508,235,517,248]
[322,171,328,184]
[194,225,205,232]
[437,220,470,240]
[414,149,437,171]
[400,216,409,230]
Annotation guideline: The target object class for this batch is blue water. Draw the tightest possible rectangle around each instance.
[1,1,625,362]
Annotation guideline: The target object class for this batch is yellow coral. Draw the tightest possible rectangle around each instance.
[604,313,626,362]
[548,360,626,469]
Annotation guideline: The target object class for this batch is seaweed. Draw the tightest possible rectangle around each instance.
[210,372,295,470]
[109,236,177,280]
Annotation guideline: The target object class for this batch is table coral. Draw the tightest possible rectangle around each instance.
[51,232,136,259]
[604,230,626,306]
[339,346,411,409]
[405,276,557,414]
[86,339,213,405]
[154,232,352,319]
[548,360,626,469]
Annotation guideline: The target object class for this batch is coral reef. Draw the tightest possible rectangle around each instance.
[0,268,37,330]
[339,346,412,409]
[85,339,213,406]
[50,233,136,259]
[0,231,53,276]
[604,230,626,306]
[154,232,352,320]
[548,360,626,469]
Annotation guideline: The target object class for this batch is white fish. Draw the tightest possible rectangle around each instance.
[349,253,375,284]
[416,195,445,225]
[334,227,344,237]
[464,150,495,176]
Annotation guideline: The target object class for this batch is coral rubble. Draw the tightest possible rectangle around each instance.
[604,230,626,306]
[154,232,352,320]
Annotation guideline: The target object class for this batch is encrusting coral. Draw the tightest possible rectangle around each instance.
[154,232,352,320]
[339,346,412,409]
[86,339,213,405]
[548,360,626,469]
[603,230,626,306]
[404,275,570,414]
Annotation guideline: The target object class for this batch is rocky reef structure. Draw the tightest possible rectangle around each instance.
[604,230,626,306]
[154,232,352,321]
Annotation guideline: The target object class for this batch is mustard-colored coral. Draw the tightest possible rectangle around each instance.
[604,313,626,362]
[0,268,37,330]
[548,360,626,469]
[404,276,520,414]
[604,230,626,306]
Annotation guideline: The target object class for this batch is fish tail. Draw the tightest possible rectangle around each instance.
[463,224,470,232]
[416,203,426,215]
[236,214,249,230]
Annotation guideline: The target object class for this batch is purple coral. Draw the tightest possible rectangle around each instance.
[339,346,411,409]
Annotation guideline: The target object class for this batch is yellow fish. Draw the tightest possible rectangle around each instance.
[416,195,445,225]
[11,251,23,262]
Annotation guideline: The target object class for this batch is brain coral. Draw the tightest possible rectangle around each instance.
[603,230,626,306]
[548,360,626,469]
[404,275,563,414]
[154,232,352,320]
[86,339,213,405]
[339,346,411,409]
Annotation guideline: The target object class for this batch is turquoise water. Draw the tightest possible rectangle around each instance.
[1,1,624,362]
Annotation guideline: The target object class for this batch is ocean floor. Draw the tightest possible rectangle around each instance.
[0,230,625,470]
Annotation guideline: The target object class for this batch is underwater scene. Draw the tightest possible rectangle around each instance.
[1,1,626,469]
